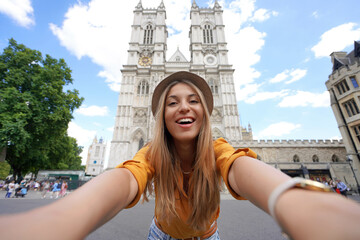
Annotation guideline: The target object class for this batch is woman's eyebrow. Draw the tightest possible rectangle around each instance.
[167,93,199,99]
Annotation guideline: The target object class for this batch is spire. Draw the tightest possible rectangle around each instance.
[191,0,198,9]
[214,0,221,9]
[135,0,142,10]
[158,0,165,9]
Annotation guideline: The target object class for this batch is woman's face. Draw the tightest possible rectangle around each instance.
[164,83,204,144]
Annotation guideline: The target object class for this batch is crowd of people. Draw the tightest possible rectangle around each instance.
[2,179,68,199]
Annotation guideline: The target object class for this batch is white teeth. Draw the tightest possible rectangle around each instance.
[177,118,193,123]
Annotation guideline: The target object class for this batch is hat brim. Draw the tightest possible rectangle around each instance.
[151,71,213,116]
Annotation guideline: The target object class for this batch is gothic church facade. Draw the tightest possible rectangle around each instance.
[108,0,243,168]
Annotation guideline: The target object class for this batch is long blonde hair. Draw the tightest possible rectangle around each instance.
[143,80,220,231]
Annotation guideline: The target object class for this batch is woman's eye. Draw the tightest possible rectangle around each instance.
[190,100,199,104]
[168,102,177,106]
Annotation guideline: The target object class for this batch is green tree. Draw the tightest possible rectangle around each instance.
[47,133,84,170]
[0,161,11,180]
[0,38,84,179]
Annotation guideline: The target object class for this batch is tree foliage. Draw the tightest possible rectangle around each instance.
[0,38,84,178]
[0,161,11,180]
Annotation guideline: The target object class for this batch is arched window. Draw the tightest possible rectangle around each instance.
[137,80,149,96]
[209,79,219,94]
[203,24,213,44]
[332,154,339,162]
[293,154,300,162]
[143,25,154,44]
[312,155,319,162]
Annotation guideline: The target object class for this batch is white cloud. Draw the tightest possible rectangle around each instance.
[250,9,278,22]
[278,91,329,108]
[0,0,34,27]
[312,11,319,19]
[222,0,276,100]
[269,68,307,84]
[258,121,301,138]
[75,105,109,116]
[236,83,262,101]
[311,23,360,58]
[49,0,131,92]
[68,122,96,147]
[68,122,97,165]
[245,89,289,104]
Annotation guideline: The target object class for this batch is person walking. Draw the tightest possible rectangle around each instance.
[51,180,61,199]
[60,181,68,198]
[41,181,50,199]
[336,179,348,197]
[5,180,15,198]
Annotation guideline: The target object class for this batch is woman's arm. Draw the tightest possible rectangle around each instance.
[0,168,138,240]
[228,156,360,240]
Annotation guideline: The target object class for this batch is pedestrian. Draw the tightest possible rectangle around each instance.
[60,181,68,197]
[4,180,15,198]
[336,179,348,197]
[50,180,61,199]
[41,181,50,199]
[0,71,360,240]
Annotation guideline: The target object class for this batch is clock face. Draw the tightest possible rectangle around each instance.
[204,54,217,66]
[139,56,152,66]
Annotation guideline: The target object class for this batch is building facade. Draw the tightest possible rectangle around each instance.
[325,41,360,190]
[85,136,106,176]
[108,0,242,168]
[107,1,358,192]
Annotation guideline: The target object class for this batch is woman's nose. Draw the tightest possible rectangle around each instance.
[179,101,190,112]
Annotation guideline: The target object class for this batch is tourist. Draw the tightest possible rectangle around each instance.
[4,180,15,198]
[0,72,360,240]
[41,181,50,199]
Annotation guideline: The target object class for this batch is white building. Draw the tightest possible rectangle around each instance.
[86,136,106,176]
[108,0,242,168]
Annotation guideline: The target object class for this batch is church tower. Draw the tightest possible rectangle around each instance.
[108,0,243,168]
[86,136,106,176]
[188,0,242,144]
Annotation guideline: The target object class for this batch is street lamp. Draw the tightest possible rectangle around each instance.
[347,156,360,193]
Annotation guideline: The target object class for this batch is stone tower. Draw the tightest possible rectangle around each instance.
[86,136,106,176]
[108,0,243,168]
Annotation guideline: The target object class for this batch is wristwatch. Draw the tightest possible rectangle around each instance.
[268,177,334,239]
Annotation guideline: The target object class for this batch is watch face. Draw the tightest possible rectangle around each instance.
[139,56,152,66]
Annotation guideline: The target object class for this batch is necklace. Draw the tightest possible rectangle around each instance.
[181,167,194,175]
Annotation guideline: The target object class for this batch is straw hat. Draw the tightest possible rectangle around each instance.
[151,71,213,116]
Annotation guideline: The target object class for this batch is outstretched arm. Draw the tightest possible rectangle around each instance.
[0,168,138,240]
[228,156,360,240]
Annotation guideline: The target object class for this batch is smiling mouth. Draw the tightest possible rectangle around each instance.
[176,118,194,125]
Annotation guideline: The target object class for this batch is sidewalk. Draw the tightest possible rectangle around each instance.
[2,189,67,200]
[4,189,360,202]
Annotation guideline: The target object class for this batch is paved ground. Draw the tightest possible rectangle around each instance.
[1,190,359,239]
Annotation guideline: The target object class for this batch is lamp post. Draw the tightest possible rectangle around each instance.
[347,156,360,193]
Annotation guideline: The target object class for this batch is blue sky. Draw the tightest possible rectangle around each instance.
[1,0,360,166]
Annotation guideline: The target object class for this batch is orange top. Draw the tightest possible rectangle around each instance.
[116,138,257,239]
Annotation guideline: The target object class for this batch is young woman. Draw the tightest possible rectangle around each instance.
[0,71,360,240]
